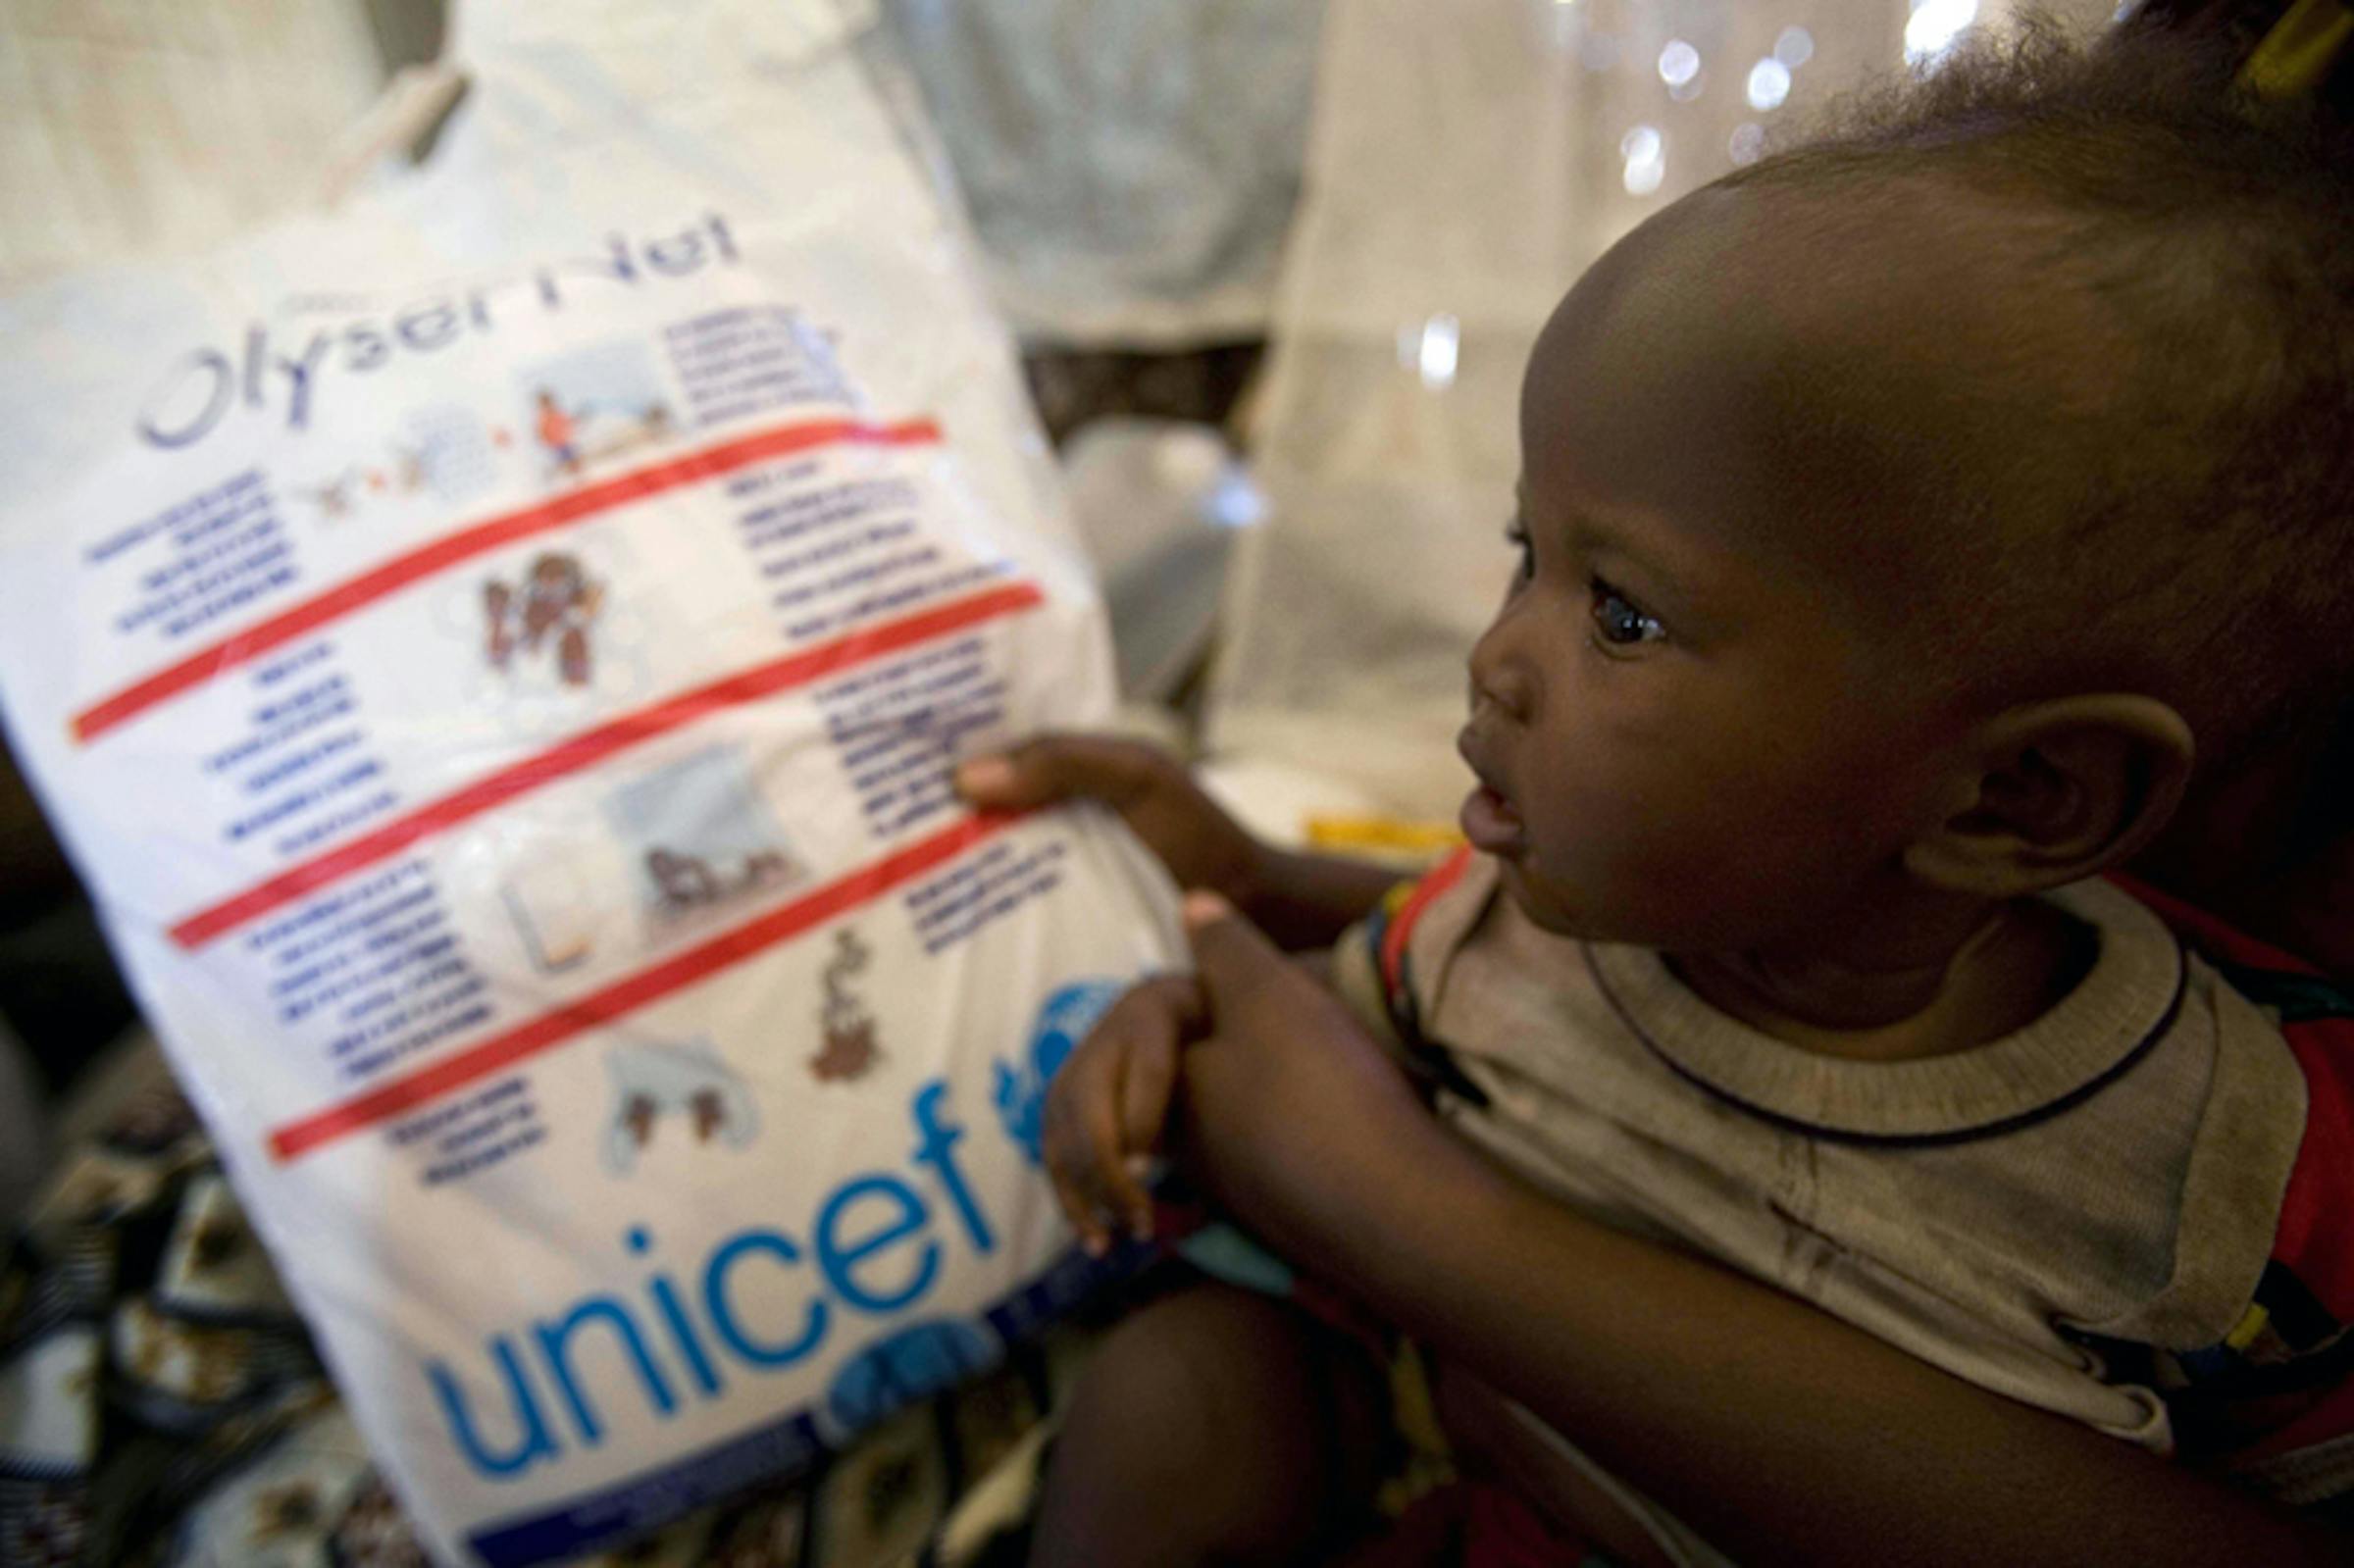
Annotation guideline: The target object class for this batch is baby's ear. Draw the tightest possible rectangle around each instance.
[1903,695,2194,898]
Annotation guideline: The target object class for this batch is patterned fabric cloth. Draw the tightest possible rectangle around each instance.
[0,1075,1096,1568]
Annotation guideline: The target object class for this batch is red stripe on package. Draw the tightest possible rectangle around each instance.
[169,579,1041,949]
[267,808,1026,1163]
[72,416,943,743]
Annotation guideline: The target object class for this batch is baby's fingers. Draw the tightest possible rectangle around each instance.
[1042,979,1198,1253]
[1041,1046,1119,1252]
[1113,1028,1182,1238]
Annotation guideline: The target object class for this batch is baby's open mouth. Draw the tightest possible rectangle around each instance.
[1461,783,1524,854]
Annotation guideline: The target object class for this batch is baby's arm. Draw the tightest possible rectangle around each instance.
[1170,900,2349,1568]
[954,734,1401,950]
[975,736,2343,1560]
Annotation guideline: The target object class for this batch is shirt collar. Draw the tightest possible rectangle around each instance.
[1580,879,2187,1145]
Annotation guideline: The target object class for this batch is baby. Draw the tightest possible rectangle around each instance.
[963,12,2354,1566]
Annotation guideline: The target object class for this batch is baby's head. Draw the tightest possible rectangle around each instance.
[1461,16,2354,956]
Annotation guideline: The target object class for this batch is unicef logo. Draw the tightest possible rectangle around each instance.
[995,980,1123,1167]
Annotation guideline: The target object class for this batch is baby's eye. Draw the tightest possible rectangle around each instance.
[1590,579,1666,647]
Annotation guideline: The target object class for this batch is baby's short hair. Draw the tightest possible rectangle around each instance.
[1725,3,2354,842]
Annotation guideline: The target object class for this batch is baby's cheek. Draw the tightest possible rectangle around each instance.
[1510,834,1646,939]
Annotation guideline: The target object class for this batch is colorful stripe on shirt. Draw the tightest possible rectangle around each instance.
[1361,847,1490,1109]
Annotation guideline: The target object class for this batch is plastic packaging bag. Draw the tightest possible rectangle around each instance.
[0,8,1180,1563]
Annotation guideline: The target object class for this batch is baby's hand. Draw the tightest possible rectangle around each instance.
[954,734,1264,905]
[1041,973,1205,1253]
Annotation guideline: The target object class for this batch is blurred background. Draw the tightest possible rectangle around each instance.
[0,0,2116,1223]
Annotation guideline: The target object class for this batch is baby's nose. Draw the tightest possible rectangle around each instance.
[1466,636,1535,724]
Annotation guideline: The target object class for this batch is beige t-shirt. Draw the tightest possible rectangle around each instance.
[1334,852,2331,1500]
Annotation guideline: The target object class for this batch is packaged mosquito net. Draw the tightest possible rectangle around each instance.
[0,6,1181,1562]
